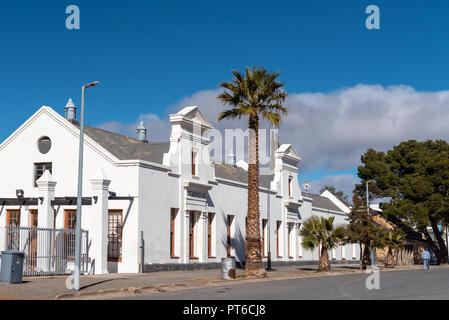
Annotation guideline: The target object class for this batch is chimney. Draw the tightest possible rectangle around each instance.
[65,98,77,121]
[136,121,148,142]
[226,150,236,166]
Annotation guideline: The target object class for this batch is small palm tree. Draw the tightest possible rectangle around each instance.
[384,230,405,268]
[299,216,346,271]
[217,66,288,277]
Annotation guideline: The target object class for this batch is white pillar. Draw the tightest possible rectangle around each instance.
[90,169,111,275]
[283,219,288,261]
[36,170,56,228]
[21,208,30,227]
[36,170,56,272]
[293,223,299,260]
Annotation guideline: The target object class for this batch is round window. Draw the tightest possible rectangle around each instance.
[38,136,52,154]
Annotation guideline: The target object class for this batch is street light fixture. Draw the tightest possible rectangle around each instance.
[16,189,24,199]
[74,81,99,291]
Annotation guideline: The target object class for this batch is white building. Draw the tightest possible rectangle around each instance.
[0,100,359,275]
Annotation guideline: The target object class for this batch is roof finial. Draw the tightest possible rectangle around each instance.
[226,150,236,166]
[65,98,77,122]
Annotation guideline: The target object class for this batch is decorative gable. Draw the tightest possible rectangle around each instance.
[276,144,301,162]
[171,106,213,129]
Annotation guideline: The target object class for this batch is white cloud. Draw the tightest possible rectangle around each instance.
[309,174,360,201]
[284,84,449,171]
[97,84,449,184]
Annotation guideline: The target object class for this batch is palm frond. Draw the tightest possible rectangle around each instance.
[217,66,288,125]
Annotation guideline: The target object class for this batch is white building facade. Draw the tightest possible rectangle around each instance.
[0,101,359,274]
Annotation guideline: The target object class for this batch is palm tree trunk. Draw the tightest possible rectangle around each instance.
[245,114,266,277]
[385,246,395,268]
[319,245,331,271]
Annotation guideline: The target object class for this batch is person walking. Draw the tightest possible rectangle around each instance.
[421,248,431,271]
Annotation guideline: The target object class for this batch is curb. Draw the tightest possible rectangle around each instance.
[54,265,449,299]
[55,282,190,300]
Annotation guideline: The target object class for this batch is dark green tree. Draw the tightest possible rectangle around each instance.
[356,140,449,264]
[346,192,387,269]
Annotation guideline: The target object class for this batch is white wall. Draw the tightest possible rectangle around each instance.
[0,106,359,274]
[0,107,141,273]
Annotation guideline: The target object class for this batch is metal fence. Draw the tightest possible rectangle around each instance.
[1,226,89,277]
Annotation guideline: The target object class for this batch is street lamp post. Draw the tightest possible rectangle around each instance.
[366,180,375,267]
[267,187,271,271]
[74,81,99,291]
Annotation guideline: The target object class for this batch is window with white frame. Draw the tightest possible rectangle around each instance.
[34,162,52,187]
[227,215,235,258]
[288,223,294,258]
[170,208,180,258]
[208,213,216,258]
[276,221,283,258]
[262,219,268,257]
[191,151,197,177]
[288,177,293,198]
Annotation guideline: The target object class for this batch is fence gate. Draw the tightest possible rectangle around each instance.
[1,226,88,277]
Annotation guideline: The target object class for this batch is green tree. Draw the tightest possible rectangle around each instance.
[346,192,386,269]
[383,230,405,268]
[217,66,288,276]
[320,185,350,206]
[356,140,449,264]
[299,216,346,271]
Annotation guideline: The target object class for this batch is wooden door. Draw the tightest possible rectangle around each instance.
[208,213,213,258]
[288,223,292,258]
[227,215,232,257]
[170,209,176,258]
[276,221,282,258]
[189,212,195,258]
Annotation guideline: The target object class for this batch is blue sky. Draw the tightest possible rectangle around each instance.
[2,0,449,197]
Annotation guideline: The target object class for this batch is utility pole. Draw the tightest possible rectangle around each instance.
[366,180,375,267]
[74,81,99,291]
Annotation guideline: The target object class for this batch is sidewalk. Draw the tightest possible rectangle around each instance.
[0,263,446,300]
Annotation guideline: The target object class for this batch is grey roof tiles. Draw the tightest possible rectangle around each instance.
[79,123,344,214]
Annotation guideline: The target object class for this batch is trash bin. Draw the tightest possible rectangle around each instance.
[221,257,236,280]
[0,251,25,284]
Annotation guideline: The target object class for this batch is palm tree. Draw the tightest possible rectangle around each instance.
[383,230,405,268]
[299,216,346,271]
[217,66,288,276]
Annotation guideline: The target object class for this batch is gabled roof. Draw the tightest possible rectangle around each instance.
[276,144,301,162]
[73,123,170,164]
[214,163,273,189]
[172,106,213,128]
[320,190,351,214]
[302,192,345,213]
